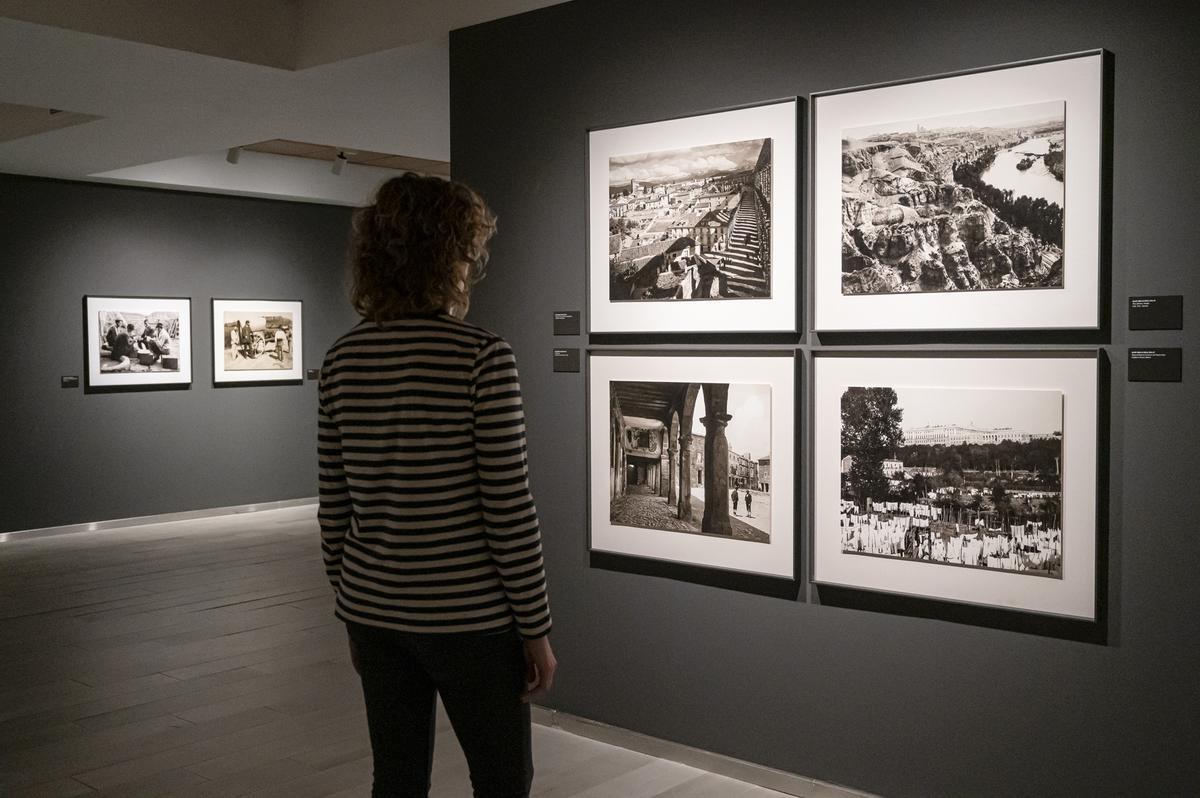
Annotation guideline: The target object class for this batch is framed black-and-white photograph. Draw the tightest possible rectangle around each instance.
[588,350,795,578]
[588,99,798,334]
[812,351,1100,619]
[84,295,192,390]
[812,50,1107,331]
[211,299,303,385]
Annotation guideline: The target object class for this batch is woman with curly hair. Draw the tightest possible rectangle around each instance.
[317,173,555,797]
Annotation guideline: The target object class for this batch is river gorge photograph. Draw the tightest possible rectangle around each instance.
[840,100,1066,295]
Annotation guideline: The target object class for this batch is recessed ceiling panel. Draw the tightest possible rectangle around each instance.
[0,103,102,143]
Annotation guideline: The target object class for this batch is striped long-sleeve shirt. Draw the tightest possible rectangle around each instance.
[317,314,551,639]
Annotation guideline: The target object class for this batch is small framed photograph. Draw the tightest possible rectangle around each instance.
[84,295,192,390]
[588,350,796,579]
[811,351,1100,619]
[211,299,303,385]
[812,50,1107,331]
[588,99,799,334]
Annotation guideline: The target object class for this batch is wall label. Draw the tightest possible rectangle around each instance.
[305,368,319,381]
[1128,348,1182,382]
[552,348,580,373]
[61,375,79,389]
[553,310,581,336]
[1129,295,1183,330]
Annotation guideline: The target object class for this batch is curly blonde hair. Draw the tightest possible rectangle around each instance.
[350,173,497,322]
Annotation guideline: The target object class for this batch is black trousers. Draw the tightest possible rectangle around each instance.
[345,622,533,798]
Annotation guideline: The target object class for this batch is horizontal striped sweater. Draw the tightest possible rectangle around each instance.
[318,314,551,639]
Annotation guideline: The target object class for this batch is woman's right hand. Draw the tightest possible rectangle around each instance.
[521,635,557,703]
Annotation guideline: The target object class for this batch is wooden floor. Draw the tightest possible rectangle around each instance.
[0,506,790,797]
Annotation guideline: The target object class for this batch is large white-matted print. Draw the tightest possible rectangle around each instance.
[813,51,1105,331]
[85,295,192,390]
[589,351,795,578]
[813,352,1099,619]
[212,299,303,385]
[589,100,797,333]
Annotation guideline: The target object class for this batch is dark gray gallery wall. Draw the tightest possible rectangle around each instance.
[0,175,357,534]
[450,2,1200,796]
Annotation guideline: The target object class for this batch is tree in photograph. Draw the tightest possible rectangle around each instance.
[1038,495,1061,530]
[968,492,984,526]
[841,387,904,509]
[941,448,965,476]
[991,478,1011,527]
[910,471,930,502]
[947,484,967,524]
[935,470,964,522]
[609,216,636,236]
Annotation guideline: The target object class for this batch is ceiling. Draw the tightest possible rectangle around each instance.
[613,382,690,426]
[0,0,569,205]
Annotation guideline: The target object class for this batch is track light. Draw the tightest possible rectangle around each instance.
[332,150,349,175]
[226,147,241,165]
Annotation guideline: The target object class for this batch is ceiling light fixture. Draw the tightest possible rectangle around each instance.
[332,150,350,175]
[225,147,241,165]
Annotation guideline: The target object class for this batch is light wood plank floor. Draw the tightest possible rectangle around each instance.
[0,506,789,797]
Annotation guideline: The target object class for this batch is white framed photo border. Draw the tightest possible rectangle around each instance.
[84,295,193,391]
[211,299,304,385]
[811,50,1108,332]
[811,350,1101,619]
[588,349,796,579]
[588,98,799,334]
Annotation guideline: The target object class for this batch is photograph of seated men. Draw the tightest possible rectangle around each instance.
[99,311,180,373]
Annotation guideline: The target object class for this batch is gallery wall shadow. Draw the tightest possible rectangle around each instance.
[813,329,1111,348]
[590,332,802,347]
[82,383,193,396]
[794,98,809,338]
[1097,50,1116,339]
[213,380,304,389]
[812,583,1107,644]
[589,550,801,600]
[1094,349,1115,645]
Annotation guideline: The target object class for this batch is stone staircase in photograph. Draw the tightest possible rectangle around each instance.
[711,189,768,298]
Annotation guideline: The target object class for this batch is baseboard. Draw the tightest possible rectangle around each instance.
[0,497,318,541]
[530,705,877,798]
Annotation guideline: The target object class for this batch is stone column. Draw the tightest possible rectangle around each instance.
[667,434,679,508]
[618,446,626,496]
[610,411,620,500]
[659,430,670,498]
[700,384,732,536]
[677,432,692,523]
